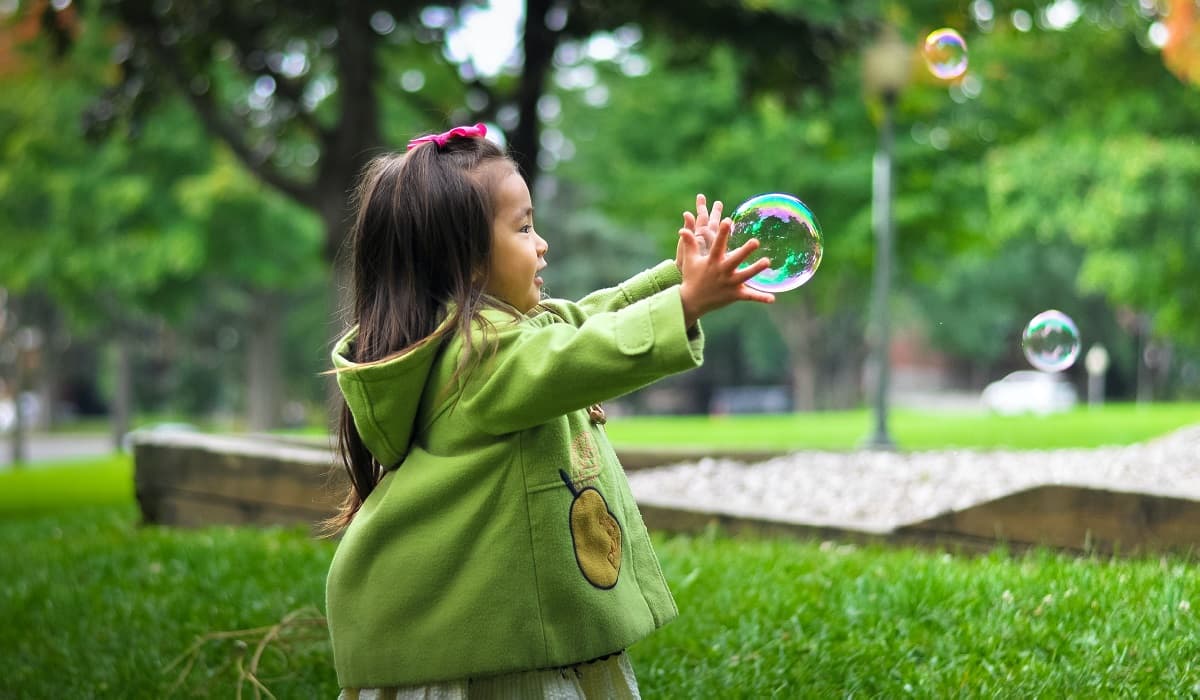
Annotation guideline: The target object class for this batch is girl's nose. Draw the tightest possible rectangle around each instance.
[536,233,548,255]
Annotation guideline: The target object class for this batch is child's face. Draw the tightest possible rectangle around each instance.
[485,168,547,312]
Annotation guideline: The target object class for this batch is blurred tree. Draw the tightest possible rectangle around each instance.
[552,0,1200,408]
[921,0,1200,396]
[0,24,208,443]
[14,0,872,420]
[551,40,876,409]
[988,133,1200,347]
[15,0,1200,421]
[72,0,871,284]
[175,154,324,429]
[0,4,323,437]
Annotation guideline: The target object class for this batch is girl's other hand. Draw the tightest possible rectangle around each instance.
[675,194,719,271]
[677,209,775,329]
[686,194,718,256]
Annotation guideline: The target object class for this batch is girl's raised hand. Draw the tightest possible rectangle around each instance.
[676,194,720,272]
[684,194,719,255]
[677,203,775,329]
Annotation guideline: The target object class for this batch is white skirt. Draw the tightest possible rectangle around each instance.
[338,652,640,700]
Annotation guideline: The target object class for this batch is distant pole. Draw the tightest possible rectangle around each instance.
[112,336,133,452]
[1135,315,1151,405]
[865,92,897,450]
[10,364,25,467]
[862,27,909,451]
[10,327,41,466]
[1085,343,1109,409]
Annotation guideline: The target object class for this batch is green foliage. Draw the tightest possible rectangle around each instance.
[177,151,324,292]
[900,2,1200,365]
[988,134,1200,346]
[0,6,329,420]
[558,43,877,317]
[552,39,883,398]
[0,63,212,326]
[7,0,1200,416]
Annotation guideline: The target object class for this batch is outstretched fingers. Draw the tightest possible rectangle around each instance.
[709,216,734,263]
[739,287,776,304]
[709,200,724,230]
[733,257,772,283]
[677,227,700,256]
[722,234,763,269]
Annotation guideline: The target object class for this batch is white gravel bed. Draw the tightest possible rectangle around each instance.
[627,424,1200,533]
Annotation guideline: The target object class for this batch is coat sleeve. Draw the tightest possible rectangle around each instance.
[540,260,682,327]
[458,286,703,435]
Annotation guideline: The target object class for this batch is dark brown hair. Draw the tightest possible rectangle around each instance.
[323,135,516,535]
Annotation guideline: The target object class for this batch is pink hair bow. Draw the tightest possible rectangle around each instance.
[406,123,488,150]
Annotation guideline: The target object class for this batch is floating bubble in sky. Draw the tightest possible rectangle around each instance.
[729,193,823,293]
[924,28,969,80]
[1022,310,1081,372]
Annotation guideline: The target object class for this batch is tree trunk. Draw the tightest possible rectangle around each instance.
[820,311,867,410]
[245,293,282,432]
[36,350,56,431]
[9,350,26,467]
[512,0,559,187]
[770,302,818,411]
[111,335,133,452]
[323,203,356,433]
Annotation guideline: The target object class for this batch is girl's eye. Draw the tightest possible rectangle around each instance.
[520,224,534,234]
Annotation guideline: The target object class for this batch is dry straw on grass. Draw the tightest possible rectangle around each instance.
[166,606,329,699]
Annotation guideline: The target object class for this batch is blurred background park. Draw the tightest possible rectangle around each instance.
[1,0,1198,461]
[4,0,1200,695]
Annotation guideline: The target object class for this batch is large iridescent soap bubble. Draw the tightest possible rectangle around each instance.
[728,193,823,293]
[1022,310,1081,372]
[924,28,968,80]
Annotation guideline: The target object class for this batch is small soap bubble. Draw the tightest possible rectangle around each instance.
[924,28,968,80]
[1022,310,1081,372]
[729,193,823,293]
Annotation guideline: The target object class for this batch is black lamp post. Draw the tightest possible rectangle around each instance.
[862,27,910,450]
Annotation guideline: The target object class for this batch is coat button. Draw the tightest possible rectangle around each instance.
[587,404,607,425]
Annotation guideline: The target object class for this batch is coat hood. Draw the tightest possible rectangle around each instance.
[331,321,451,468]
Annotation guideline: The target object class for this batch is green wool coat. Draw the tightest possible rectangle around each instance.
[326,260,704,688]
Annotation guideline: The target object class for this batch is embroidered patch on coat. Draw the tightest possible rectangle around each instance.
[559,470,621,589]
[570,430,601,485]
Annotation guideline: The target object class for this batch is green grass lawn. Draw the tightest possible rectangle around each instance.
[0,505,334,697]
[639,532,1200,697]
[4,406,1199,696]
[0,454,132,517]
[2,505,1198,697]
[277,401,1199,451]
[604,402,1200,451]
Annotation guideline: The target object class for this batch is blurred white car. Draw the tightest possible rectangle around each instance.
[981,370,1078,415]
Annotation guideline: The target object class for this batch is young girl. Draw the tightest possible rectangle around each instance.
[324,123,774,699]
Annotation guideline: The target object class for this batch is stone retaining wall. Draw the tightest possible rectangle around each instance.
[132,431,1200,555]
[897,484,1200,555]
[133,432,344,531]
[129,432,745,532]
